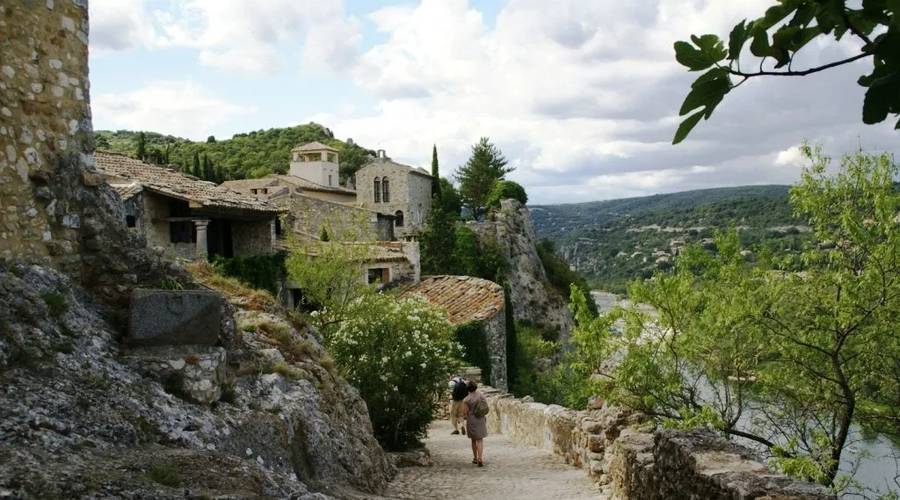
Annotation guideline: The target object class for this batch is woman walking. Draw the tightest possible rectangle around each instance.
[462,381,488,466]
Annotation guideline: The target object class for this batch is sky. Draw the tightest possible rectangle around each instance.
[88,0,899,205]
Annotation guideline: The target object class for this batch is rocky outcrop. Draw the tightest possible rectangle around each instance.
[0,263,394,498]
[480,386,834,500]
[0,3,394,498]
[468,199,575,342]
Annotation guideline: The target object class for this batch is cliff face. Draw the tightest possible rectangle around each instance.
[0,2,393,498]
[469,199,575,342]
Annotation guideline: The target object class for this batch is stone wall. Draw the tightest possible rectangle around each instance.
[469,199,575,342]
[480,387,834,499]
[231,219,275,257]
[355,158,432,237]
[285,193,388,241]
[482,308,508,391]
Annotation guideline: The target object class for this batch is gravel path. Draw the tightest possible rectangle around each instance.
[385,420,604,499]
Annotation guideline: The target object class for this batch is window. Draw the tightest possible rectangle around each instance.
[374,178,381,203]
[169,221,195,243]
[394,210,404,227]
[327,153,336,162]
[382,177,390,203]
[261,188,268,194]
[367,267,389,285]
[125,215,136,228]
[251,189,257,194]
[328,174,332,186]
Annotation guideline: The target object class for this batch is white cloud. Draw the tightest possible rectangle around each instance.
[89,0,361,74]
[775,146,806,168]
[92,81,255,140]
[322,0,898,203]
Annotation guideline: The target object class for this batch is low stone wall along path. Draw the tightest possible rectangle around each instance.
[385,420,603,499]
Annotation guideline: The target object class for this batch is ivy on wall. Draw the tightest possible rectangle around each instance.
[454,320,491,385]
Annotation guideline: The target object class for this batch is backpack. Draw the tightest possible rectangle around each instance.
[452,380,468,401]
[472,398,490,418]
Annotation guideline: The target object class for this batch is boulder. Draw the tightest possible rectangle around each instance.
[128,289,223,347]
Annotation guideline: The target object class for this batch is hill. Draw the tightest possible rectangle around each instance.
[531,185,812,293]
[94,123,375,184]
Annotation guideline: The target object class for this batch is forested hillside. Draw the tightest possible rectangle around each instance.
[531,185,813,293]
[94,123,374,184]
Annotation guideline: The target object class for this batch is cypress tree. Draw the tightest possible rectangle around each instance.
[202,154,212,181]
[431,144,441,198]
[135,131,146,161]
[192,151,200,178]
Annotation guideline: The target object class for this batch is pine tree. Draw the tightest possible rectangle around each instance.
[135,131,146,161]
[455,137,513,219]
[431,144,441,198]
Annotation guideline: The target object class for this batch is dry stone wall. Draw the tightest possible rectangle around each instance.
[480,387,834,499]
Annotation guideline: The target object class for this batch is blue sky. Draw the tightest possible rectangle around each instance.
[88,0,899,204]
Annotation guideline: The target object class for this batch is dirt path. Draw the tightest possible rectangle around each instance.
[384,420,604,499]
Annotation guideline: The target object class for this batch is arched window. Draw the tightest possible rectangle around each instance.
[374,178,381,203]
[382,176,390,203]
[394,210,404,227]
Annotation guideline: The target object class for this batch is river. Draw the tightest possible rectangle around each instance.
[589,290,900,496]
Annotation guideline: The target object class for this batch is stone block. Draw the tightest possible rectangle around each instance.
[128,289,223,347]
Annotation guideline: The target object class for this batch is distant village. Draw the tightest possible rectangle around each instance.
[94,142,433,308]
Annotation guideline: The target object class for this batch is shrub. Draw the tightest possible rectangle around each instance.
[454,321,491,384]
[326,293,461,450]
[146,463,181,487]
[486,180,527,208]
[211,254,285,296]
[41,292,67,318]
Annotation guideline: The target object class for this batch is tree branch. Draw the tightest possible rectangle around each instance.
[728,52,871,78]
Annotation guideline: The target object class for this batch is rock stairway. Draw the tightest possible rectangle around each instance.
[385,420,605,499]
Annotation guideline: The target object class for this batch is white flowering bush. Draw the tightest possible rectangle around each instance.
[326,293,462,450]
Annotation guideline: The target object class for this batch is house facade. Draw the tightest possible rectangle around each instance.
[355,150,433,238]
[95,151,281,261]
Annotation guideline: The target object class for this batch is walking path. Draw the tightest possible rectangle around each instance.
[385,420,603,499]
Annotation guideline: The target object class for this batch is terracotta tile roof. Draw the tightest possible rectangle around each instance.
[292,141,339,153]
[271,175,357,195]
[292,241,413,263]
[94,151,279,213]
[399,275,504,324]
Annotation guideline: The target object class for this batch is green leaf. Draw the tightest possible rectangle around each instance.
[680,76,731,116]
[728,20,749,60]
[691,34,728,63]
[692,67,730,87]
[750,25,773,58]
[674,41,712,71]
[861,68,900,124]
[673,111,705,145]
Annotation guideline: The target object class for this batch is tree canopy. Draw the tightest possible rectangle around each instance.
[673,1,899,144]
[455,137,514,218]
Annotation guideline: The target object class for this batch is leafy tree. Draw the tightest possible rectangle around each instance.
[456,137,514,218]
[319,226,330,242]
[206,135,216,143]
[434,178,462,216]
[135,131,147,161]
[672,2,899,144]
[580,147,900,493]
[94,134,111,149]
[326,293,461,450]
[431,144,441,198]
[420,207,457,274]
[486,180,528,208]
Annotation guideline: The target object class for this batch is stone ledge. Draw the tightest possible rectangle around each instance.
[480,386,834,500]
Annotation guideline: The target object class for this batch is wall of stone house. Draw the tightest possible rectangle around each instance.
[231,219,275,257]
[0,1,92,264]
[356,162,432,236]
[483,310,508,391]
[288,193,383,241]
[479,388,833,499]
[121,194,145,237]
[406,173,433,228]
[300,189,356,205]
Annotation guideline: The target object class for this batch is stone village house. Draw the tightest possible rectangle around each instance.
[94,151,281,261]
[356,150,433,238]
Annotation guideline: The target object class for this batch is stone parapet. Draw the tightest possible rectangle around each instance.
[480,387,834,499]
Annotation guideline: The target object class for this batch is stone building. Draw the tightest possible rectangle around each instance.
[400,275,507,390]
[356,150,433,238]
[94,151,281,261]
[222,175,394,240]
[289,141,341,189]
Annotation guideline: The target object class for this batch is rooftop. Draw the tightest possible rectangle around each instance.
[221,174,356,196]
[399,275,504,324]
[291,141,339,153]
[361,156,432,178]
[94,151,279,213]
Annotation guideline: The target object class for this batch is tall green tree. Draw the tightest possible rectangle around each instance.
[578,146,900,493]
[431,144,441,198]
[455,137,513,219]
[192,151,201,178]
[135,131,146,161]
[420,207,456,274]
[672,2,899,143]
[202,154,212,181]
